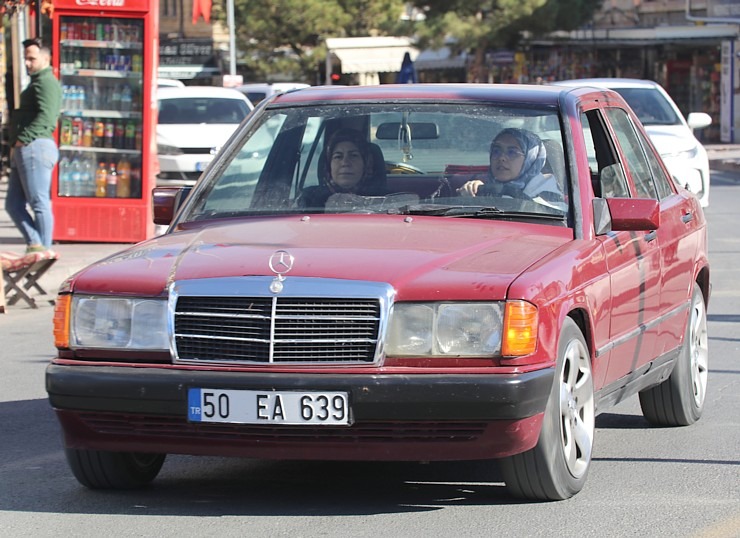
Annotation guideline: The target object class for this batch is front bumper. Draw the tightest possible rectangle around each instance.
[47,364,554,460]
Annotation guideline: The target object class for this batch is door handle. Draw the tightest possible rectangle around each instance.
[644,230,657,242]
[681,211,693,224]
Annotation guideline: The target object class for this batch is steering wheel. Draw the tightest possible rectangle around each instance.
[386,161,424,175]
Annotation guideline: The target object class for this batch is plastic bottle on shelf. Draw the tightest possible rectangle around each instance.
[70,154,82,197]
[60,117,72,146]
[129,162,141,198]
[114,120,125,148]
[80,157,94,197]
[82,119,93,147]
[71,117,83,146]
[135,122,142,150]
[95,161,107,197]
[58,155,71,196]
[84,81,95,109]
[124,120,136,149]
[104,119,115,148]
[106,162,118,197]
[93,118,105,147]
[120,84,132,112]
[112,83,122,110]
[63,85,71,110]
[116,157,131,198]
[62,85,70,110]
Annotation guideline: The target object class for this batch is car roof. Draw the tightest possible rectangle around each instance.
[157,78,186,88]
[158,86,254,105]
[554,78,661,90]
[268,83,578,107]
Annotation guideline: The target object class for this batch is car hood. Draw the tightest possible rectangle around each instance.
[67,216,570,300]
[643,125,699,156]
[157,124,241,150]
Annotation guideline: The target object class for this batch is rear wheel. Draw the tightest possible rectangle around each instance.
[639,285,708,426]
[500,318,595,501]
[65,448,166,489]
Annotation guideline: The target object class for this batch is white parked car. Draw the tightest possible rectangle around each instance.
[157,86,254,184]
[235,82,309,105]
[555,78,712,207]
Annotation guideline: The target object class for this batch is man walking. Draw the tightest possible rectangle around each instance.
[6,38,62,253]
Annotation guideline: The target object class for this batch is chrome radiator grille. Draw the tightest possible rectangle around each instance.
[174,296,382,364]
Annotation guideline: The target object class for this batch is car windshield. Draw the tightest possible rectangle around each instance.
[613,88,681,126]
[180,103,570,225]
[158,97,251,125]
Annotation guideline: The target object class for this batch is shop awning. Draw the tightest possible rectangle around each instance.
[326,37,418,74]
[414,47,467,70]
[535,23,740,46]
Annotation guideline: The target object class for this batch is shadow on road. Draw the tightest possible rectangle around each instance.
[1,398,532,517]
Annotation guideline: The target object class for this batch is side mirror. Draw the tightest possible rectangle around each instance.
[152,186,192,225]
[593,197,660,235]
[687,112,712,130]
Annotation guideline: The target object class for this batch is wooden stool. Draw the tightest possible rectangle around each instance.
[1,250,59,309]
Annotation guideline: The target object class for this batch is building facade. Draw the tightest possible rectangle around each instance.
[158,0,229,83]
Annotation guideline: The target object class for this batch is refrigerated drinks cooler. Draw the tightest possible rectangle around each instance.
[51,0,158,242]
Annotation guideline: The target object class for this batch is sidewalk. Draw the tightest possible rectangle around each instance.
[1,178,132,310]
[1,145,740,311]
[704,143,740,173]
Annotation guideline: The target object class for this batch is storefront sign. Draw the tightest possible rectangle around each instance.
[53,0,151,12]
[708,0,740,19]
[159,38,215,67]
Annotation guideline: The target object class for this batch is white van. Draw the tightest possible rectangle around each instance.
[235,82,309,105]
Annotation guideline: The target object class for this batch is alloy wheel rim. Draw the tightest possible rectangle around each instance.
[690,297,709,408]
[559,338,594,479]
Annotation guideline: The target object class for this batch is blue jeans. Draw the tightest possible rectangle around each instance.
[5,138,59,249]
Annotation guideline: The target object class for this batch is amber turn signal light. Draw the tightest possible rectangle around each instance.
[502,300,538,356]
[53,294,72,349]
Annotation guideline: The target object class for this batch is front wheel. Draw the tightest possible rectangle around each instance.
[500,318,595,501]
[65,448,166,489]
[639,285,708,426]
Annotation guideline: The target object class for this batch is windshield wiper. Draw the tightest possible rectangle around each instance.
[393,204,565,221]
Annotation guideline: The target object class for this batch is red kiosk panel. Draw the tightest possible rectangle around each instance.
[51,0,159,243]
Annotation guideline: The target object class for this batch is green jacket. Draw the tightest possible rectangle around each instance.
[9,66,62,146]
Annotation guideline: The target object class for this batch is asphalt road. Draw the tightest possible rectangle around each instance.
[1,169,739,537]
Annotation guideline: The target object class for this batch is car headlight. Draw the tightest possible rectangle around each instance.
[386,301,538,358]
[157,142,184,156]
[664,146,698,160]
[54,295,169,350]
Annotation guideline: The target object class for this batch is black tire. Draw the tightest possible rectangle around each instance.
[639,285,708,426]
[500,318,595,501]
[65,448,166,489]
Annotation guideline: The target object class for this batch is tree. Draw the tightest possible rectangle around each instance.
[224,0,407,82]
[410,0,603,82]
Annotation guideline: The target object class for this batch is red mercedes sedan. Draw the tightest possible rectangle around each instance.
[47,84,710,500]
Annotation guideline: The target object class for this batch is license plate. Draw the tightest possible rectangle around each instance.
[188,388,350,425]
